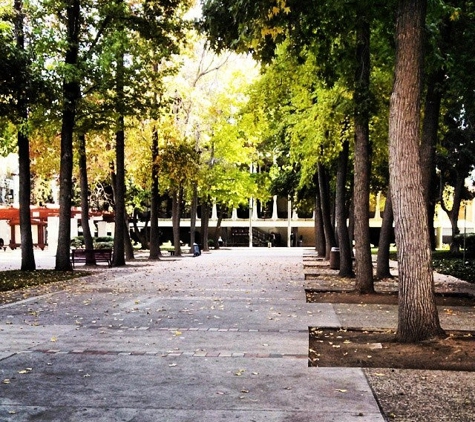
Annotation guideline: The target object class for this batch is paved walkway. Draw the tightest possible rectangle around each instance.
[0,248,384,421]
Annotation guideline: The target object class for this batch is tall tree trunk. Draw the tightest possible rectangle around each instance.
[213,205,224,250]
[15,0,35,271]
[353,19,374,293]
[78,133,95,264]
[172,188,182,256]
[132,208,148,249]
[189,183,198,249]
[389,0,444,342]
[112,0,126,267]
[314,176,326,256]
[376,190,394,279]
[149,125,161,259]
[318,164,336,260]
[55,0,81,271]
[420,70,443,250]
[124,216,134,260]
[336,140,354,277]
[201,200,210,252]
[112,115,126,266]
[441,174,464,253]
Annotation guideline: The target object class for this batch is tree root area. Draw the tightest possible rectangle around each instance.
[309,328,475,371]
[306,290,475,306]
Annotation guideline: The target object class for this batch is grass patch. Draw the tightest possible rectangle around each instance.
[0,270,90,292]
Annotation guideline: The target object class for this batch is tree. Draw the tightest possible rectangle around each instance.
[149,123,161,259]
[353,18,374,293]
[78,133,95,262]
[388,0,444,342]
[54,0,81,271]
[438,108,475,252]
[376,190,394,279]
[14,0,36,270]
[111,0,127,267]
[434,1,475,253]
[336,139,354,277]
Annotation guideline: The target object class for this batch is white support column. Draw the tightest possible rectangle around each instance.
[211,202,218,220]
[374,191,382,220]
[292,208,299,220]
[272,195,278,220]
[12,174,19,206]
[231,208,238,220]
[249,197,254,248]
[97,221,108,237]
[287,197,292,247]
[47,216,59,251]
[436,226,443,249]
[70,218,79,238]
[252,200,258,220]
[50,178,59,204]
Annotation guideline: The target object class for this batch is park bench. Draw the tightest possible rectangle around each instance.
[71,248,113,268]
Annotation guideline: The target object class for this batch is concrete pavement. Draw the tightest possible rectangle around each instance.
[0,248,384,421]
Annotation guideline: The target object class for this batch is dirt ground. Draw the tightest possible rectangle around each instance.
[306,278,475,372]
[306,289,475,307]
[303,258,475,420]
[309,327,475,371]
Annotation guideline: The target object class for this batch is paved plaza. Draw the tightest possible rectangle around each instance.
[0,248,384,421]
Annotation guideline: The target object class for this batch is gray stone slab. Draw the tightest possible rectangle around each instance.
[0,325,77,353]
[0,248,385,421]
[0,407,383,422]
[24,328,308,356]
[0,354,383,421]
[0,352,13,361]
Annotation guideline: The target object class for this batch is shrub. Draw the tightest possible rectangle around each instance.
[453,233,475,255]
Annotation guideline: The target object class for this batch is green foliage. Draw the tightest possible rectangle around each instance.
[71,236,114,249]
[432,257,475,284]
[453,233,475,254]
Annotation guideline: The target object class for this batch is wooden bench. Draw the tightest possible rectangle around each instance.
[71,249,113,268]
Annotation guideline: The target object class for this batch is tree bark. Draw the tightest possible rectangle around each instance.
[15,0,35,271]
[353,18,374,293]
[171,188,182,256]
[318,164,336,260]
[124,216,134,260]
[112,0,126,267]
[376,190,394,279]
[132,208,148,249]
[389,0,444,342]
[55,0,81,271]
[112,116,126,266]
[149,125,161,259]
[420,70,443,250]
[201,200,210,252]
[78,133,95,264]
[213,205,225,250]
[189,183,198,249]
[336,140,354,277]
[441,173,464,253]
[314,176,326,256]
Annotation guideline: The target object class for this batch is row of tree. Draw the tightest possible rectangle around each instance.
[0,1,266,270]
[2,0,475,342]
[199,0,475,342]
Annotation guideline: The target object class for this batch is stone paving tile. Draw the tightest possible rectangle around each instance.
[0,248,384,421]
